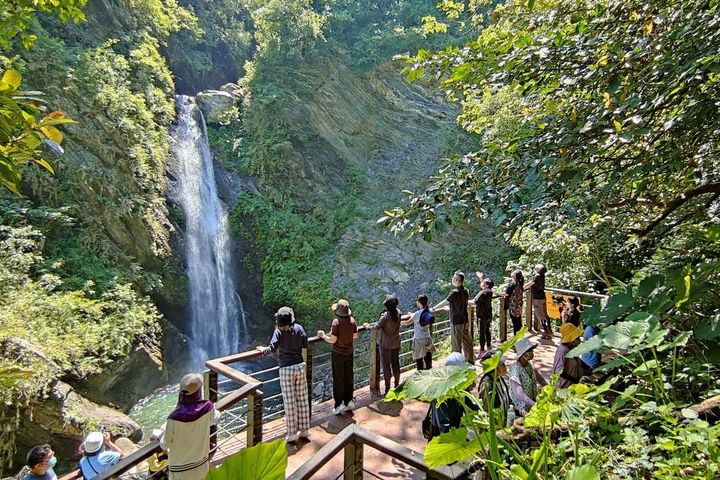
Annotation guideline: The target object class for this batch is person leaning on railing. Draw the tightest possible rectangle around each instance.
[400,294,435,371]
[524,264,552,340]
[257,307,310,442]
[430,271,474,363]
[160,373,218,480]
[375,294,402,395]
[318,299,368,415]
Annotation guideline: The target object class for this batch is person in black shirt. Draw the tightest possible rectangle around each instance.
[524,264,552,340]
[431,271,474,363]
[258,307,310,442]
[472,275,495,353]
[562,296,582,327]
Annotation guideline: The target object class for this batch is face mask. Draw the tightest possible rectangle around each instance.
[48,456,57,469]
[526,352,534,361]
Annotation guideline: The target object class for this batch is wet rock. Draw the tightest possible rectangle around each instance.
[195,90,236,124]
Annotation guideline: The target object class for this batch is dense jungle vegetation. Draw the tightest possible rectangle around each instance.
[1,0,719,477]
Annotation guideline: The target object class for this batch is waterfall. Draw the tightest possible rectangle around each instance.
[170,95,245,368]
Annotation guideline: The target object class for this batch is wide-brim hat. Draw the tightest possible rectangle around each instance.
[83,431,104,454]
[560,323,584,343]
[333,299,352,317]
[179,373,203,394]
[275,306,295,326]
[514,337,538,358]
[444,352,467,366]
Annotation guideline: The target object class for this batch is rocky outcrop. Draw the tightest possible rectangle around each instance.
[196,90,237,124]
[15,381,142,465]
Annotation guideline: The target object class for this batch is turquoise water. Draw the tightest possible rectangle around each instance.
[129,385,179,438]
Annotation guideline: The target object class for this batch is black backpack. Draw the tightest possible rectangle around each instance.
[419,309,435,327]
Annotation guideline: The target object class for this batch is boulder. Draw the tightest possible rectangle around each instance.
[14,381,143,465]
[218,83,246,101]
[195,90,236,124]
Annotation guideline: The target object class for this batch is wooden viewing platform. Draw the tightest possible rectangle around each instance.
[211,330,562,479]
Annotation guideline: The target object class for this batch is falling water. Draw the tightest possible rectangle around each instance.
[170,95,247,368]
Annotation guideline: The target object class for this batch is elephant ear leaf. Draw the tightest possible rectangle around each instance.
[386,365,476,402]
[206,439,287,480]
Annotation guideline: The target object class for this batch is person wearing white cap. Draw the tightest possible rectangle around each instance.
[78,430,126,479]
[161,373,217,479]
[508,337,548,415]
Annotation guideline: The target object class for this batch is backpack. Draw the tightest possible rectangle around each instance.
[419,309,435,327]
[422,399,463,440]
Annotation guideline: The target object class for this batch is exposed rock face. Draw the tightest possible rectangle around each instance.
[15,381,142,466]
[196,90,237,124]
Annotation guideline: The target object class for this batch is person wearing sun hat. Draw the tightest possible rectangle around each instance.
[161,373,218,479]
[318,299,362,414]
[553,323,585,389]
[79,429,127,479]
[477,349,514,426]
[508,337,548,415]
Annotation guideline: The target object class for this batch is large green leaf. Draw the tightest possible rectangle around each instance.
[424,427,483,469]
[565,465,600,480]
[386,365,476,402]
[206,439,287,480]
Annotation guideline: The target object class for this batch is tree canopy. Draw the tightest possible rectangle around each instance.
[384,0,720,263]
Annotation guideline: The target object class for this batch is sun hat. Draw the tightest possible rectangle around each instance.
[333,299,352,318]
[83,432,104,454]
[514,337,538,358]
[560,323,584,343]
[479,349,507,373]
[179,373,203,394]
[444,352,467,366]
[383,293,399,311]
[275,306,295,326]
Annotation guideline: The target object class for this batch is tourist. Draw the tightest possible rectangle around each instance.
[401,294,435,370]
[376,293,402,395]
[553,323,585,389]
[431,271,474,363]
[318,299,358,414]
[562,296,582,327]
[503,269,525,335]
[478,350,514,426]
[524,264,552,339]
[472,273,494,354]
[581,323,601,374]
[259,307,310,441]
[24,445,57,480]
[161,373,217,479]
[79,430,127,480]
[423,352,477,439]
[508,337,547,416]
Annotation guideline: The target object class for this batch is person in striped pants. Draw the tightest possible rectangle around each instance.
[258,307,310,443]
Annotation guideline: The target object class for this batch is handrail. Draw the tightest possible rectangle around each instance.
[546,286,608,300]
[286,424,471,480]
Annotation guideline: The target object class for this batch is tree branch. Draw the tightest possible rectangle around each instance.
[629,183,720,237]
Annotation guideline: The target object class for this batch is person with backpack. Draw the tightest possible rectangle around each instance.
[376,294,402,395]
[401,294,435,370]
[422,352,478,440]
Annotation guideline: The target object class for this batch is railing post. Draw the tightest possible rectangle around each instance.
[303,346,313,422]
[499,297,507,341]
[370,328,380,397]
[246,391,264,447]
[525,290,534,331]
[206,369,218,455]
[343,437,363,480]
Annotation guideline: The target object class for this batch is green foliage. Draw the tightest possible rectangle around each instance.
[386,364,476,402]
[251,0,326,61]
[206,439,287,480]
[0,0,85,49]
[0,69,73,194]
[385,0,720,263]
[0,224,160,467]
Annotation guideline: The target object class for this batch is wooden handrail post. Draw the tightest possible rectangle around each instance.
[343,437,363,480]
[303,346,313,422]
[370,328,380,396]
[247,391,264,447]
[525,290,533,331]
[499,297,507,342]
[206,369,219,455]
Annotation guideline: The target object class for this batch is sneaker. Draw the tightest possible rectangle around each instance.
[285,433,299,442]
[332,406,344,415]
[343,400,356,412]
[299,429,310,439]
